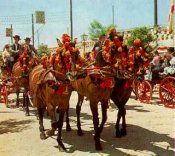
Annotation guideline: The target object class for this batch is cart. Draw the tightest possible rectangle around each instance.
[135,70,175,108]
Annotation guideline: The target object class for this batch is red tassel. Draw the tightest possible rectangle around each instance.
[124,80,131,89]
[56,87,65,95]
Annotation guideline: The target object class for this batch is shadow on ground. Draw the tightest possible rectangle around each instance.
[58,123,174,156]
[0,119,34,134]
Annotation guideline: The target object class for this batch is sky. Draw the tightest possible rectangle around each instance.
[0,0,172,50]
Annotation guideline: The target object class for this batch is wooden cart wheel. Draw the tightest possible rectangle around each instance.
[159,77,175,108]
[1,83,8,105]
[135,80,153,103]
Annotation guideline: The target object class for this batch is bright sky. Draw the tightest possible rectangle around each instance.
[0,0,172,50]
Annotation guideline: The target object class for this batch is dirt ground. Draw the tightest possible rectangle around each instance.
[0,91,174,156]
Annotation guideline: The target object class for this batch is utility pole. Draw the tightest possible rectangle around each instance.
[154,0,158,47]
[10,24,13,44]
[32,14,35,46]
[154,0,158,26]
[37,30,39,48]
[70,0,73,40]
[112,5,114,25]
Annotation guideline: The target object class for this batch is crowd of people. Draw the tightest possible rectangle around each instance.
[150,48,175,79]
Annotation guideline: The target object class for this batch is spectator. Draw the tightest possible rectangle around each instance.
[151,51,160,66]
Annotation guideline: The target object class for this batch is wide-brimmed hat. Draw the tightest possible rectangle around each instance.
[24,37,31,41]
[13,35,21,40]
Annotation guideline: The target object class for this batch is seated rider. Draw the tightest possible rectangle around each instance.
[92,34,106,60]
[2,44,14,72]
[11,35,21,62]
[24,37,37,57]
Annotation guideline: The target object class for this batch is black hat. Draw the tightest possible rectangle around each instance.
[24,37,31,41]
[13,35,21,40]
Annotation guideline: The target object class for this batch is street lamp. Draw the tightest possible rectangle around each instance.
[80,33,88,52]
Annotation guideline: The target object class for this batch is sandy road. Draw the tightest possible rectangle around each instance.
[0,91,174,156]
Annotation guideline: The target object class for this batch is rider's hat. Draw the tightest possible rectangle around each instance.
[13,35,21,40]
[24,37,31,41]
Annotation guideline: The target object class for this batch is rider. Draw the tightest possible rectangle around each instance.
[24,37,37,57]
[11,35,21,61]
[2,44,14,72]
[92,34,106,60]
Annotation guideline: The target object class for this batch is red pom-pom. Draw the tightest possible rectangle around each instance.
[50,55,56,65]
[64,42,70,49]
[114,36,121,47]
[104,39,110,47]
[56,87,65,95]
[122,60,127,67]
[121,52,126,57]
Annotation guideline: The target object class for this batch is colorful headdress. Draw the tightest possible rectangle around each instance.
[62,33,71,43]
[107,26,116,35]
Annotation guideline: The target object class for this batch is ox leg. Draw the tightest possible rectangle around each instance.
[111,97,123,137]
[115,107,122,137]
[25,94,30,116]
[65,104,71,132]
[120,107,127,136]
[46,105,57,136]
[38,107,46,140]
[57,111,66,151]
[99,100,108,134]
[76,94,84,136]
[16,90,20,108]
[23,92,26,109]
[90,101,102,151]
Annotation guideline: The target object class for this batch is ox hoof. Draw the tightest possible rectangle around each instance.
[66,125,72,132]
[115,131,122,138]
[120,128,127,136]
[95,143,103,151]
[77,129,83,136]
[46,129,55,136]
[25,112,30,116]
[57,140,66,151]
[40,133,46,140]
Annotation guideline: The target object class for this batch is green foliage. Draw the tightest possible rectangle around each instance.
[37,44,50,57]
[126,27,154,51]
[88,20,116,40]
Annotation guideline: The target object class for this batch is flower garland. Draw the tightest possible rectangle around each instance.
[102,37,149,76]
[50,34,84,74]
[102,36,128,70]
[18,45,33,77]
[128,39,149,75]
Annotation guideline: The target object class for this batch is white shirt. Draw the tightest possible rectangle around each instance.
[2,49,11,62]
[15,44,18,51]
